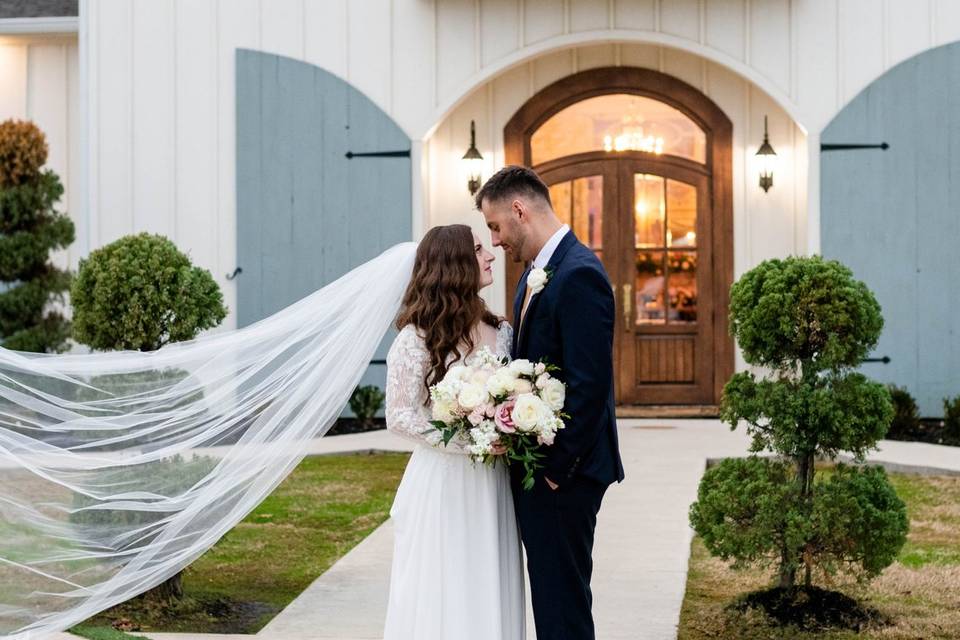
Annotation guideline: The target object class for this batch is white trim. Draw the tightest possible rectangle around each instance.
[419,29,810,141]
[805,130,821,256]
[0,17,78,35]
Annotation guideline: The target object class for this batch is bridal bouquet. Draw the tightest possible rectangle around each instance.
[428,347,567,490]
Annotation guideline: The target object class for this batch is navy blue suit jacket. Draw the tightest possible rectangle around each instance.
[512,230,625,488]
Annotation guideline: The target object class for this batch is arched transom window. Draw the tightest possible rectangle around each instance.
[530,93,707,166]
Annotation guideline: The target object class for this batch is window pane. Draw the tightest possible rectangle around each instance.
[666,180,697,248]
[572,176,603,250]
[549,176,603,253]
[667,251,697,324]
[549,181,572,227]
[634,174,664,248]
[635,251,665,325]
[531,94,707,166]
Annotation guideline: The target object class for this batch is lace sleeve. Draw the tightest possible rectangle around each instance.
[385,325,469,454]
[496,321,514,361]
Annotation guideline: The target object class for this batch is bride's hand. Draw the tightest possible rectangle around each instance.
[490,441,508,456]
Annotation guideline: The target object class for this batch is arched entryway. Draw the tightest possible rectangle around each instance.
[504,67,734,407]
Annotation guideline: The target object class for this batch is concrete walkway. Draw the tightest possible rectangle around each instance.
[44,420,959,640]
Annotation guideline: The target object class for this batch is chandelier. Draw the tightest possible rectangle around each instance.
[603,119,665,154]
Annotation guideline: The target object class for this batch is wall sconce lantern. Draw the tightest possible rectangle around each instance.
[756,115,777,193]
[463,120,484,195]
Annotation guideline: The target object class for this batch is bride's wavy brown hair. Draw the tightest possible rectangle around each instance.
[395,224,501,397]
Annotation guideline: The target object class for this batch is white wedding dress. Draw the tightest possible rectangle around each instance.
[382,322,526,640]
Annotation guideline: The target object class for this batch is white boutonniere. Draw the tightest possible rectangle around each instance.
[527,267,553,295]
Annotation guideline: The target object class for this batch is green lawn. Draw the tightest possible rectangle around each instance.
[71,451,410,636]
[678,471,960,639]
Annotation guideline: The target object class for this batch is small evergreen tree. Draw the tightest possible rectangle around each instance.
[690,255,909,592]
[349,384,385,425]
[0,119,75,352]
[885,384,920,440]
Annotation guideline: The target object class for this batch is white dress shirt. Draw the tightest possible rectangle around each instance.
[531,224,570,270]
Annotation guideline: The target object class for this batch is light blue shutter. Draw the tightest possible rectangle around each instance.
[236,49,412,411]
[821,42,960,417]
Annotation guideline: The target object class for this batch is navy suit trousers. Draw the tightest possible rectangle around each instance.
[511,469,608,640]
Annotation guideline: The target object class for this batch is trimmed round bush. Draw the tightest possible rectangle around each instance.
[727,255,882,371]
[71,232,227,351]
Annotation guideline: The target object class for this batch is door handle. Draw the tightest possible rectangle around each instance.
[622,283,632,330]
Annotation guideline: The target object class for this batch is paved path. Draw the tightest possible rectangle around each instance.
[43,420,958,640]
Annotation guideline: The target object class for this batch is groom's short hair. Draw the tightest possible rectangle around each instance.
[474,165,552,211]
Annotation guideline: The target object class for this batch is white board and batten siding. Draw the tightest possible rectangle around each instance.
[0,33,80,281]
[77,0,960,332]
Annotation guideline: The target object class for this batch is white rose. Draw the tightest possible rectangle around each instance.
[469,368,493,388]
[509,359,535,376]
[539,378,566,412]
[527,268,548,294]
[445,364,469,383]
[431,398,455,423]
[535,373,550,389]
[457,383,486,410]
[512,393,549,432]
[486,369,516,397]
[514,379,533,394]
[534,362,547,376]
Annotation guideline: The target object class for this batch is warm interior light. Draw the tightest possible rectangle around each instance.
[603,130,665,154]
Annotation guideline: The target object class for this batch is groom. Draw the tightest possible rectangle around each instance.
[476,166,625,639]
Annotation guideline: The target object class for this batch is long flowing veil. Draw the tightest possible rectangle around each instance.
[0,241,418,638]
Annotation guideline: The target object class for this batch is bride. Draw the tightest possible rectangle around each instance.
[382,224,525,639]
[0,224,523,638]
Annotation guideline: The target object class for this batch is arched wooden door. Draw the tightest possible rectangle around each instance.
[504,67,733,407]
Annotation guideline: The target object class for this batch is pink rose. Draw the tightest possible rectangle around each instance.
[494,400,517,433]
[480,402,496,418]
[467,408,485,426]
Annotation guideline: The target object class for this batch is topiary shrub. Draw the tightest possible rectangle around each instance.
[70,232,227,351]
[68,232,228,602]
[349,384,385,425]
[0,118,75,352]
[690,255,908,595]
[885,384,920,440]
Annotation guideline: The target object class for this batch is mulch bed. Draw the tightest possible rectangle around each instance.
[729,586,891,633]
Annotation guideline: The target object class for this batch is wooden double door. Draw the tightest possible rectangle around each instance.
[503,67,734,408]
[537,154,713,405]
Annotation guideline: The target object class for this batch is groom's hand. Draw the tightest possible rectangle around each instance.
[545,477,559,491]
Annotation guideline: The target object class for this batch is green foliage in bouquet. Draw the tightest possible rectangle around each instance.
[70,232,227,352]
[0,119,76,352]
[689,255,908,590]
[349,384,385,423]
